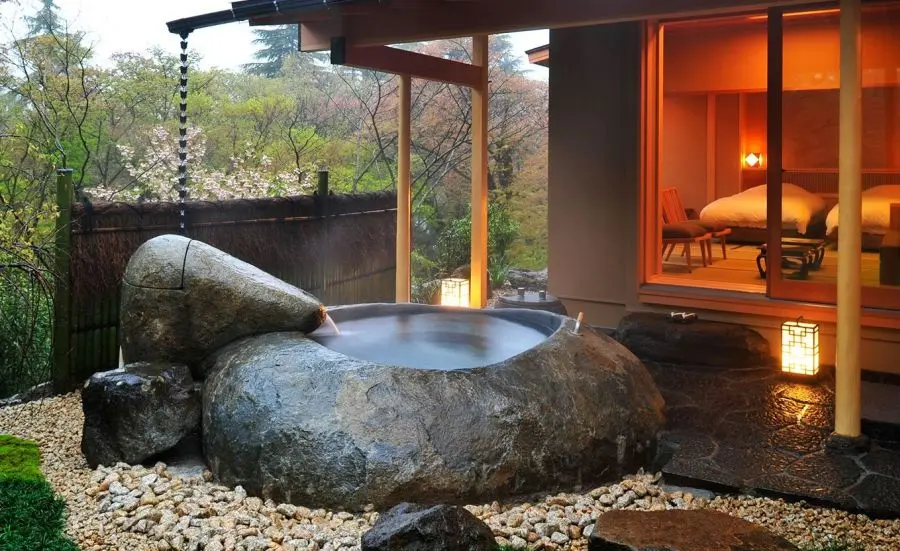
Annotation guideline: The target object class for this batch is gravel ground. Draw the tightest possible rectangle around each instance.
[2,393,898,551]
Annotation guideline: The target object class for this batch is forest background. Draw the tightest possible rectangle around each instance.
[0,0,549,397]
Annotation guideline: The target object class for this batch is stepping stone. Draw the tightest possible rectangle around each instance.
[615,312,773,368]
[588,510,799,551]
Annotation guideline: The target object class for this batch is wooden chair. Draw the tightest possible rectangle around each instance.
[662,220,711,272]
[661,188,732,262]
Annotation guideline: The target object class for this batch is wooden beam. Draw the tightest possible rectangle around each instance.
[331,39,481,88]
[470,35,489,309]
[396,74,412,303]
[295,0,814,51]
[835,0,863,439]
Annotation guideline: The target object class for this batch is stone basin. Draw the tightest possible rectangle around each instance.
[202,303,665,510]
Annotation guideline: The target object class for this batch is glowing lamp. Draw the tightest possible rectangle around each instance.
[440,278,469,307]
[744,152,763,168]
[781,318,819,376]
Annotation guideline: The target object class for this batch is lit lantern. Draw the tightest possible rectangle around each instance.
[440,278,469,308]
[744,152,763,168]
[781,318,820,376]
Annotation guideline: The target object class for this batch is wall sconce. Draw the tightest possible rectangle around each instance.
[744,152,763,169]
[781,317,820,376]
[440,278,470,308]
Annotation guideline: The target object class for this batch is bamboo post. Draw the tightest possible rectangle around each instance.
[396,74,412,303]
[470,35,490,308]
[52,168,73,393]
[318,170,330,303]
[835,0,863,439]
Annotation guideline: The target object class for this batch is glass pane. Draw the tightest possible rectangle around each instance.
[657,14,768,291]
[861,3,900,290]
[778,7,839,284]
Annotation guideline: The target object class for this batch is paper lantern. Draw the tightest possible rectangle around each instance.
[440,278,469,308]
[781,318,820,376]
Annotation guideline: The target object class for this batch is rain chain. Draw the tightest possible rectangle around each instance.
[178,32,190,236]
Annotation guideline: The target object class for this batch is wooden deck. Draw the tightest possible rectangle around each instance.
[661,240,883,288]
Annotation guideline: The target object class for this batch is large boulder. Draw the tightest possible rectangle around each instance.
[202,303,665,510]
[361,503,496,551]
[615,312,773,368]
[120,235,326,377]
[588,509,799,551]
[81,361,200,468]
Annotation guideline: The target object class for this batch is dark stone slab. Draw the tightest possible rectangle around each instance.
[774,382,834,406]
[785,451,862,490]
[860,448,900,479]
[711,442,798,484]
[650,362,900,517]
[768,424,829,455]
[615,312,773,368]
[361,503,495,551]
[849,474,900,515]
[81,361,200,468]
[749,473,860,510]
[660,430,718,460]
[587,509,799,551]
[662,456,743,490]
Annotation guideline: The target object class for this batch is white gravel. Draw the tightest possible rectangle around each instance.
[2,392,899,551]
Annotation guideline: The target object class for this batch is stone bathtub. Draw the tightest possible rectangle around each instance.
[201,303,665,510]
[83,235,665,512]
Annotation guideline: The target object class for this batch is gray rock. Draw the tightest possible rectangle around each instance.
[202,303,665,510]
[119,235,326,378]
[0,381,54,407]
[614,312,773,368]
[360,503,496,551]
[81,361,200,468]
[587,509,798,551]
[506,268,548,291]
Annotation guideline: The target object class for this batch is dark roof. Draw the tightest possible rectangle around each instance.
[166,0,358,35]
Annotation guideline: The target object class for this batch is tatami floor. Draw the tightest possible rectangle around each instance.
[661,239,884,288]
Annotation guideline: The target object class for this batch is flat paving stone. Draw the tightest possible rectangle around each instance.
[785,451,862,490]
[849,474,900,515]
[861,448,900,479]
[587,509,799,551]
[768,424,829,455]
[649,361,900,517]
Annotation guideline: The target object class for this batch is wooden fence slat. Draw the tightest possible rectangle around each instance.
[63,192,397,389]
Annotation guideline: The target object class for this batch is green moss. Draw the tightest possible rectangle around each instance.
[0,435,42,481]
[0,435,79,551]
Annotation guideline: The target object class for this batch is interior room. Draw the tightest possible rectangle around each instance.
[656,4,900,292]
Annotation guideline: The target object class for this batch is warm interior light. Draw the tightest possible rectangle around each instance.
[747,8,840,21]
[781,319,820,376]
[440,278,470,308]
[744,152,762,168]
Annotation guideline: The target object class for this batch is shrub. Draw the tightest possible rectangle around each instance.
[0,265,54,400]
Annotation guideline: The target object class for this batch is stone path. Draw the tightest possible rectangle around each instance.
[648,362,900,518]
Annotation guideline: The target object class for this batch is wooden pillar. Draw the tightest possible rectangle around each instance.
[396,74,412,302]
[470,35,489,308]
[52,168,73,393]
[835,0,863,438]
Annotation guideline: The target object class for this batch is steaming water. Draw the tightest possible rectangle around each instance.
[324,313,341,335]
[310,312,548,370]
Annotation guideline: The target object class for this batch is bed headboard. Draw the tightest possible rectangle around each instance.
[741,169,900,193]
[740,169,900,208]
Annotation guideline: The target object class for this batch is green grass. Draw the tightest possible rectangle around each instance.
[0,435,80,551]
